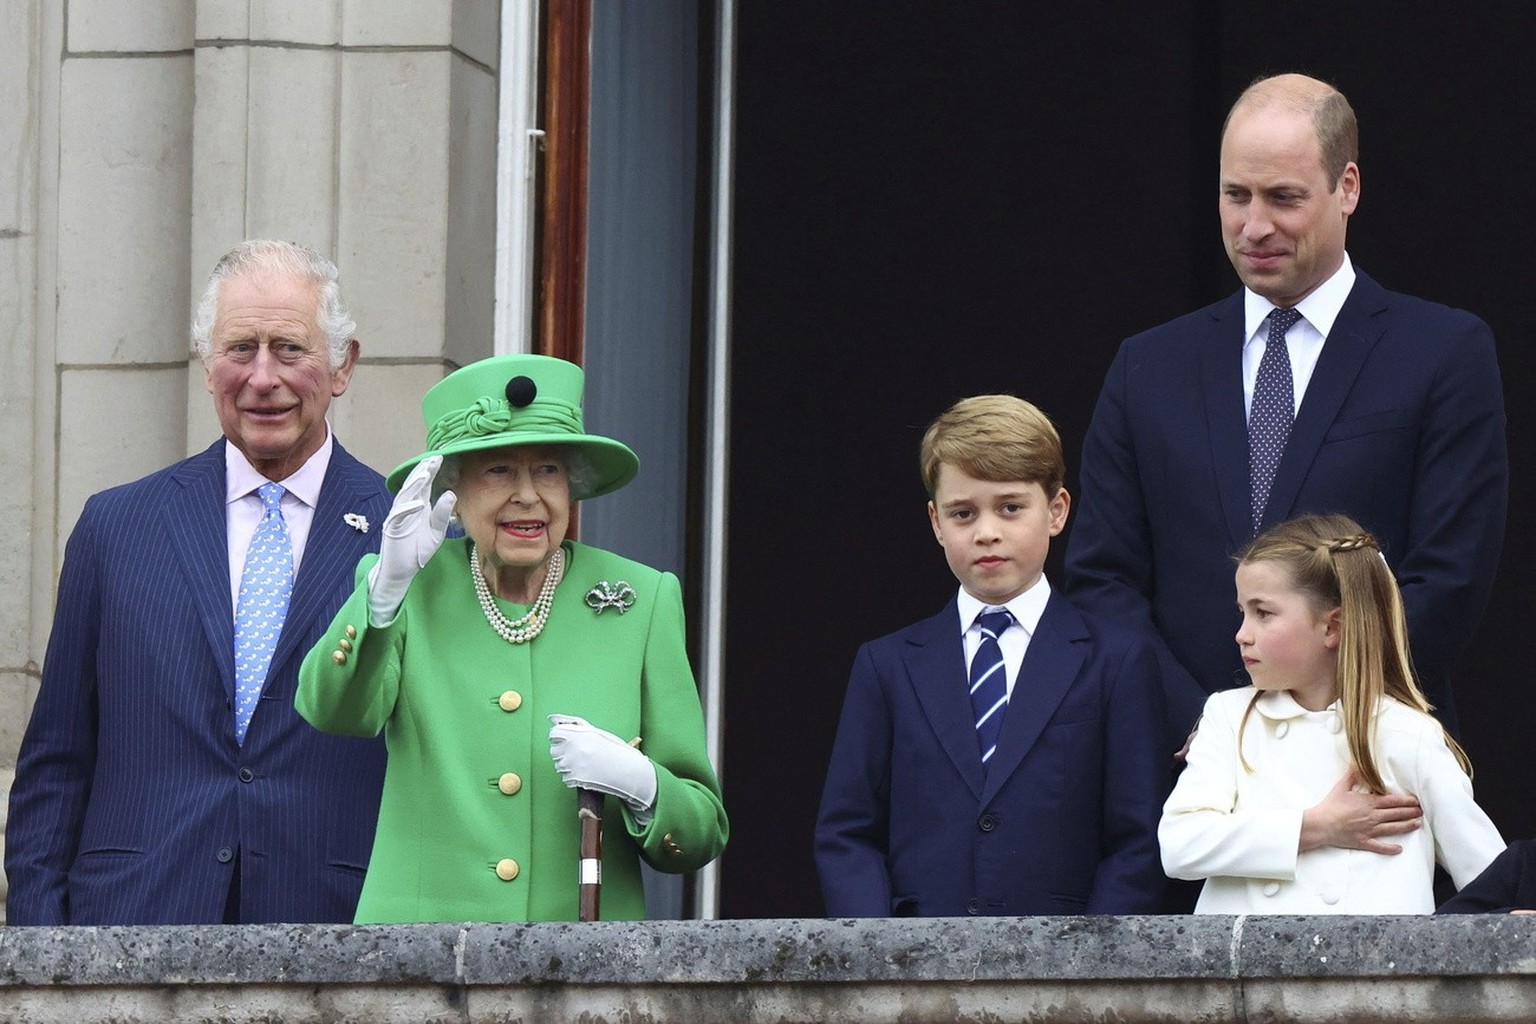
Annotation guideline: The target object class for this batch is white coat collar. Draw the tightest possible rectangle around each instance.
[1251,689,1342,721]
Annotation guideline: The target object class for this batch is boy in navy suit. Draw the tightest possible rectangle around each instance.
[815,395,1168,916]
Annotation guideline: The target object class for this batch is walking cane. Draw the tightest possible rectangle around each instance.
[577,787,604,922]
[575,734,643,922]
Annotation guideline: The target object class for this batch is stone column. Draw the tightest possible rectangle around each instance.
[1,0,199,923]
[188,1,501,472]
[1,0,501,922]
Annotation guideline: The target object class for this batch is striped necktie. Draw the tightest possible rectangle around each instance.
[233,482,294,745]
[969,608,1013,767]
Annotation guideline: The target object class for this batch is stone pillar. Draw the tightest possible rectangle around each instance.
[1,0,199,923]
[0,13,48,907]
[187,1,501,473]
[0,0,501,922]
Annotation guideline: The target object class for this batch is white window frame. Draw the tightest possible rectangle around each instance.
[494,0,544,355]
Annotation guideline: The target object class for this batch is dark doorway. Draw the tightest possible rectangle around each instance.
[724,1,1536,918]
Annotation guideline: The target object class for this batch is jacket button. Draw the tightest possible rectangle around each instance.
[216,847,234,864]
[498,690,523,712]
[977,814,996,833]
[1275,721,1289,738]
[495,858,520,881]
[1327,714,1343,734]
[498,772,522,795]
[1262,881,1281,897]
[238,767,255,783]
[965,898,980,915]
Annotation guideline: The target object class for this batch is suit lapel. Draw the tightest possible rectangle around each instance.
[902,600,986,800]
[980,593,1088,804]
[167,440,237,700]
[1200,293,1254,550]
[268,445,377,675]
[1263,273,1389,528]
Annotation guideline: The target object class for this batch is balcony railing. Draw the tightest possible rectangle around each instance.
[3,914,1535,1022]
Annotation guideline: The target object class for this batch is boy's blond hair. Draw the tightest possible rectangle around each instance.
[920,395,1065,498]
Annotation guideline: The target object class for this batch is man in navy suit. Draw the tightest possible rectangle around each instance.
[1066,73,1506,749]
[5,240,390,924]
[816,395,1168,916]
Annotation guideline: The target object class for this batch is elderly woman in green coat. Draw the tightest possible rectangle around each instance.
[297,354,727,922]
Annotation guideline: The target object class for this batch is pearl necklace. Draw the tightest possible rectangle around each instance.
[471,543,565,644]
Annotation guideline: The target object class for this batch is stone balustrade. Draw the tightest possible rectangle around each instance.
[3,914,1536,1022]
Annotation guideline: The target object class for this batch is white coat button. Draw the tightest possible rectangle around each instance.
[1327,714,1343,734]
[1275,721,1289,738]
[1321,890,1341,905]
[1262,882,1281,897]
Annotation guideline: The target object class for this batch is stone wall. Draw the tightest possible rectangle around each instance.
[2,916,1535,1023]
[0,1,501,920]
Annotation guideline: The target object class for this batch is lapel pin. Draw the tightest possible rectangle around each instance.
[585,580,637,615]
[343,513,370,533]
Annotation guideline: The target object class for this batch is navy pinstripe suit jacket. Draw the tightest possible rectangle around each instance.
[5,438,390,924]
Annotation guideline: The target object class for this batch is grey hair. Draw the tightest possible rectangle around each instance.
[435,446,597,500]
[190,240,356,368]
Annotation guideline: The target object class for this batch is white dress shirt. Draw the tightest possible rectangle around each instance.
[1242,252,1356,418]
[955,574,1051,700]
[223,426,335,614]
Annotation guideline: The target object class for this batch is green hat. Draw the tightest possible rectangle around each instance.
[387,354,639,499]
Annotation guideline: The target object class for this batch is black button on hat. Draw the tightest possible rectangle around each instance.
[505,375,537,408]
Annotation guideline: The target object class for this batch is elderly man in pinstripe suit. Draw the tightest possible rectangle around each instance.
[5,240,389,924]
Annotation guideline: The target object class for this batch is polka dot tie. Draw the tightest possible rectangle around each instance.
[1249,306,1302,534]
[233,482,293,745]
[969,608,1013,768]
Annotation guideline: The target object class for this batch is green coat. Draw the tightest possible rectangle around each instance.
[296,538,728,923]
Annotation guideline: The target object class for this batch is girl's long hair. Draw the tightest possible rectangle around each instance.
[1237,513,1469,792]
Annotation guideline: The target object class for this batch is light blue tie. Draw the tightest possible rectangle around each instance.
[969,608,1013,768]
[233,482,293,745]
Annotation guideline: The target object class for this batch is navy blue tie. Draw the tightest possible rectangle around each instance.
[969,609,1013,767]
[1249,306,1302,533]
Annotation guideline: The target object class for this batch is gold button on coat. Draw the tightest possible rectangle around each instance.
[332,651,347,664]
[495,858,520,881]
[498,690,523,712]
[345,624,357,639]
[498,772,522,795]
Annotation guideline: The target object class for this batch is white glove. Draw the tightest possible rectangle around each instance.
[549,714,658,818]
[366,455,457,627]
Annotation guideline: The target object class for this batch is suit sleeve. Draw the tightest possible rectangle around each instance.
[295,553,403,738]
[1437,840,1531,914]
[1065,341,1210,748]
[1158,693,1302,882]
[1087,632,1171,913]
[4,498,107,924]
[1396,315,1506,722]
[813,643,894,916]
[623,571,729,874]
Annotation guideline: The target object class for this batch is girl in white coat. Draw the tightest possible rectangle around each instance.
[1159,513,1503,914]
